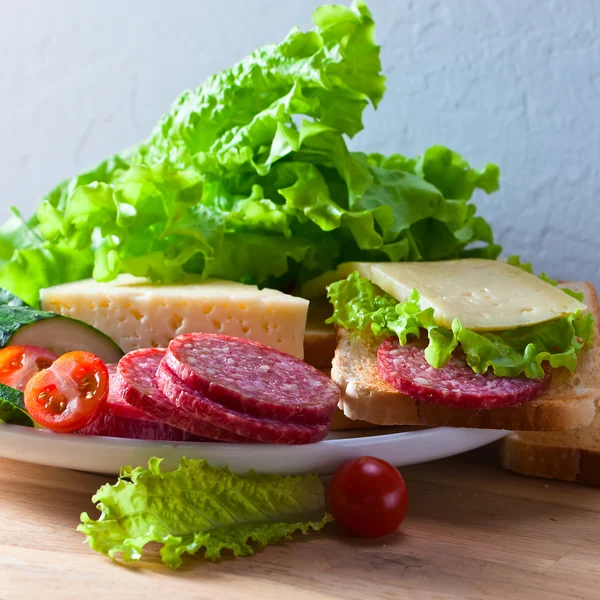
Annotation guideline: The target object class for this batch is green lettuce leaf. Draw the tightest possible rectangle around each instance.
[506,255,584,302]
[78,457,332,569]
[0,209,94,307]
[1,2,501,303]
[415,145,500,199]
[136,1,385,174]
[327,272,595,378]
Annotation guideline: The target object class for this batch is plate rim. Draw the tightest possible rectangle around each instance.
[0,421,509,454]
[0,423,510,476]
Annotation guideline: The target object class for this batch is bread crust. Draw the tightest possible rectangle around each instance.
[332,281,600,432]
[500,425,600,486]
[303,299,337,368]
[329,408,379,430]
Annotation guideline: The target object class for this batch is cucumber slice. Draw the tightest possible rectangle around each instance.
[0,306,123,363]
[0,383,33,427]
[0,288,29,308]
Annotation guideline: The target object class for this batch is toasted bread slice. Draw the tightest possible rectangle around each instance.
[332,281,600,431]
[303,299,337,368]
[499,414,600,486]
[500,281,600,485]
[330,408,380,430]
[319,366,380,430]
[319,367,382,430]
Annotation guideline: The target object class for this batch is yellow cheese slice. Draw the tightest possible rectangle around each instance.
[368,259,586,330]
[40,275,309,357]
[302,259,586,331]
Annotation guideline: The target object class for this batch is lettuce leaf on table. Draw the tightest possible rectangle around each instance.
[1,1,501,306]
[78,457,332,568]
[327,271,595,379]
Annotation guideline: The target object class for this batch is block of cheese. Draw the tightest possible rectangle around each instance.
[40,275,309,358]
[301,259,586,331]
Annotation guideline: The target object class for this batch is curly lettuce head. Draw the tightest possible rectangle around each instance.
[0,2,500,306]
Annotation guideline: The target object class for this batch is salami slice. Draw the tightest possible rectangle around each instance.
[78,363,199,441]
[157,361,330,445]
[78,411,201,441]
[165,334,340,425]
[377,338,552,410]
[117,348,250,443]
[103,364,150,421]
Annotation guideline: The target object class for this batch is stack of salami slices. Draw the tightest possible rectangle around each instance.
[78,364,199,441]
[101,334,339,444]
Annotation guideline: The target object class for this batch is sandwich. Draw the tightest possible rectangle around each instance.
[501,412,600,486]
[303,258,599,432]
[500,293,600,485]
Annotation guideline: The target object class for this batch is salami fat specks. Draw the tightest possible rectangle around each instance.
[111,334,339,444]
[117,348,249,442]
[165,334,340,425]
[102,363,150,421]
[157,362,330,445]
[377,338,551,410]
[78,363,199,441]
[93,329,550,443]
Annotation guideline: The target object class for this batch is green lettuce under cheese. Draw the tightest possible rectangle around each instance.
[327,272,595,379]
[506,255,584,302]
[0,1,501,306]
[78,457,332,569]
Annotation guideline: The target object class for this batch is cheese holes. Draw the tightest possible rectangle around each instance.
[169,314,183,331]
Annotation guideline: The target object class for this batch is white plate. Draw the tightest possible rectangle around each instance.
[0,424,507,476]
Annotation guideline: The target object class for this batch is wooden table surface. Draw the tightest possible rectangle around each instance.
[1,443,599,600]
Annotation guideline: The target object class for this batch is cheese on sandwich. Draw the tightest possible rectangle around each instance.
[308,259,586,331]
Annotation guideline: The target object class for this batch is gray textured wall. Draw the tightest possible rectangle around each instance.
[2,0,599,285]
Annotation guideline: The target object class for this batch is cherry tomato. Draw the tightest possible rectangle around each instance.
[24,351,109,433]
[0,345,58,391]
[328,456,408,538]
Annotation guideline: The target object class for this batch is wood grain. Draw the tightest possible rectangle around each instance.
[1,444,599,600]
